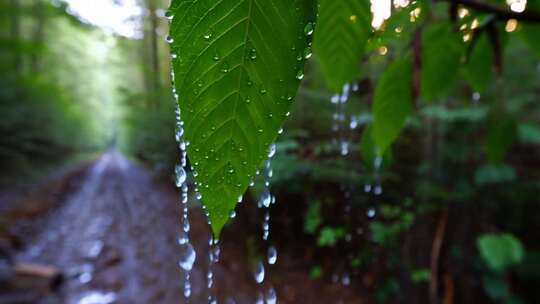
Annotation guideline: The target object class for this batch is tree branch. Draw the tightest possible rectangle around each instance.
[452,0,540,22]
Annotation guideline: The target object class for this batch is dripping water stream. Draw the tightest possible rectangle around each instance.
[254,143,278,304]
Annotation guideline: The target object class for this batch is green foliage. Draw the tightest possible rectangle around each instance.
[484,116,517,163]
[421,22,464,101]
[168,0,317,236]
[477,233,525,272]
[317,226,345,247]
[518,122,540,144]
[313,0,371,92]
[372,58,412,155]
[304,200,322,234]
[474,163,517,185]
[370,202,415,246]
[421,104,488,122]
[521,1,540,58]
[462,33,494,93]
[120,90,177,167]
[309,265,323,279]
[411,268,430,284]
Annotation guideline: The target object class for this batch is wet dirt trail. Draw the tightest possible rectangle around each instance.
[16,152,197,303]
[13,151,368,304]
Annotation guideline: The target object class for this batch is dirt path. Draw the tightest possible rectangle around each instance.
[12,151,368,304]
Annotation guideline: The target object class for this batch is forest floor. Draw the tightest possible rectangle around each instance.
[1,151,369,304]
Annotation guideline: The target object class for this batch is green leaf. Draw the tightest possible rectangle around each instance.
[411,269,431,284]
[317,226,345,247]
[482,275,510,300]
[168,0,317,236]
[360,124,377,167]
[372,58,413,155]
[484,116,517,163]
[522,24,540,58]
[313,0,371,92]
[518,122,540,144]
[304,200,321,234]
[521,1,540,57]
[462,33,494,92]
[360,124,392,169]
[477,233,525,272]
[421,22,464,101]
[474,163,516,185]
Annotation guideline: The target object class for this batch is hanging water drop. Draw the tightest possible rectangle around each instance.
[255,293,264,304]
[340,141,349,156]
[364,184,372,193]
[175,165,187,187]
[296,70,304,80]
[304,22,315,35]
[267,246,277,265]
[221,61,230,73]
[260,189,272,207]
[249,48,257,60]
[374,184,382,195]
[367,208,376,218]
[268,143,276,158]
[266,287,277,304]
[304,46,313,59]
[184,279,191,297]
[203,28,213,40]
[254,262,265,284]
[178,243,196,271]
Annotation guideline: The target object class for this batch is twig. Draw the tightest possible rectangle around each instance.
[450,0,540,22]
[430,208,449,304]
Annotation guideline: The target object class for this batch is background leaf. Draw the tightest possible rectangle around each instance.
[313,0,371,92]
[521,1,540,58]
[484,116,517,163]
[421,22,464,101]
[169,0,317,236]
[462,33,494,93]
[372,58,413,155]
[477,233,525,272]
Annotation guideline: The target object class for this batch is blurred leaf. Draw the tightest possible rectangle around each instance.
[462,33,494,92]
[360,124,392,170]
[168,0,317,236]
[484,117,517,163]
[521,24,540,58]
[482,275,510,300]
[372,58,413,155]
[518,122,540,144]
[421,22,464,101]
[360,124,377,167]
[304,200,322,234]
[313,0,371,92]
[521,1,540,57]
[317,226,345,247]
[309,265,323,279]
[421,104,488,122]
[477,233,525,272]
[411,269,431,284]
[474,163,516,185]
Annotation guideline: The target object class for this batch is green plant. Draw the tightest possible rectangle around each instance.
[168,0,317,235]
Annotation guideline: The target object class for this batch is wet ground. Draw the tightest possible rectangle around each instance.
[3,151,368,303]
